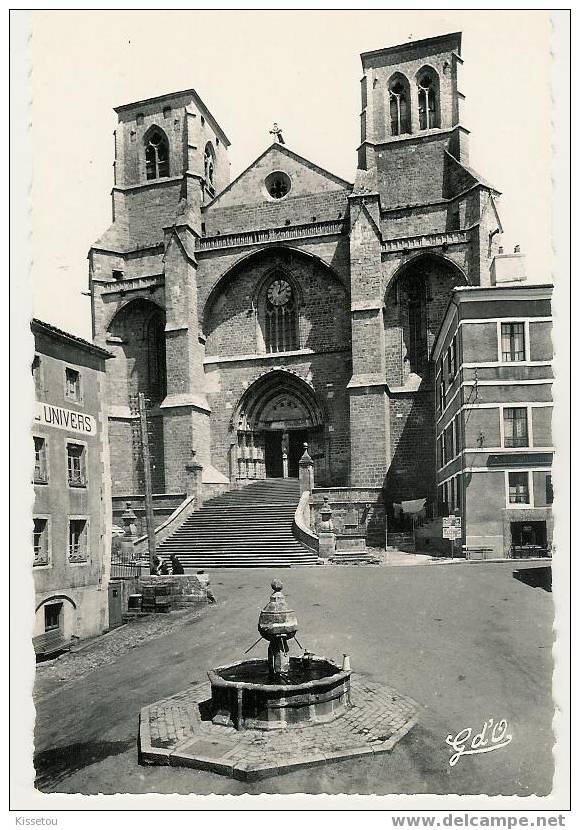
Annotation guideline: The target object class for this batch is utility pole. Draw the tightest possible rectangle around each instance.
[138,392,156,572]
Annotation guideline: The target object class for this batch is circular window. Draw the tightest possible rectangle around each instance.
[265,171,291,199]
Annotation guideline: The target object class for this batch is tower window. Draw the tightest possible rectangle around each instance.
[145,311,166,405]
[145,129,170,180]
[389,77,410,136]
[265,171,291,199]
[406,278,426,374]
[418,70,439,130]
[204,143,215,194]
[264,276,298,353]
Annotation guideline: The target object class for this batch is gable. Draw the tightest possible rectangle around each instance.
[208,143,352,210]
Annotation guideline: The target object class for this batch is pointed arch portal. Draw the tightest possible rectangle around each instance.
[231,370,326,481]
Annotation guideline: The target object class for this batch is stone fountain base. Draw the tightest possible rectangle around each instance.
[139,673,418,781]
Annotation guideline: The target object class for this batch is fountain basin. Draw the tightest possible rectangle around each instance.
[208,656,351,730]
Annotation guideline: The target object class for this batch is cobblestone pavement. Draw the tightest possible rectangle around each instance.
[34,606,208,693]
[140,675,418,779]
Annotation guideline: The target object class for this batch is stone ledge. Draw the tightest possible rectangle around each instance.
[138,674,418,781]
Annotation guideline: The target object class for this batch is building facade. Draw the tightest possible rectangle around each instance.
[89,33,510,530]
[32,320,113,652]
[430,281,553,558]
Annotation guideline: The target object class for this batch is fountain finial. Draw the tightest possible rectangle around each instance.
[271,579,283,593]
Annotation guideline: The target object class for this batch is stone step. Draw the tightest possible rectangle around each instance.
[157,479,316,567]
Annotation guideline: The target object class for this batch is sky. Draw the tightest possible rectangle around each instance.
[30,10,553,339]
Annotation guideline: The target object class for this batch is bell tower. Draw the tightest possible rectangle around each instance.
[90,89,231,498]
[357,32,469,206]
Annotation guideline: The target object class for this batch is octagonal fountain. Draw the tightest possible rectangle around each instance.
[208,580,351,730]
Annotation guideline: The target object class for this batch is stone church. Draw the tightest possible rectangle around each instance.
[90,32,505,531]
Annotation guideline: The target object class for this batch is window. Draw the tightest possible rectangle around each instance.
[503,407,529,448]
[145,129,169,180]
[406,278,426,374]
[389,77,410,136]
[33,518,49,567]
[32,354,42,396]
[508,472,530,505]
[68,519,89,563]
[546,474,553,505]
[145,311,167,405]
[65,367,81,402]
[501,322,526,362]
[264,276,298,353]
[265,171,291,199]
[447,334,458,379]
[417,70,439,130]
[34,436,47,483]
[454,414,462,456]
[204,143,215,194]
[437,380,446,413]
[445,423,454,460]
[67,443,87,487]
[44,602,62,632]
[112,269,124,280]
[450,206,460,231]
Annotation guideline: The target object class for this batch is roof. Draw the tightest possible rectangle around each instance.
[361,32,462,66]
[31,319,114,359]
[204,141,353,208]
[114,88,230,147]
[444,150,501,194]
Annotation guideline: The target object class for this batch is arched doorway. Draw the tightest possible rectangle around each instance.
[231,371,326,481]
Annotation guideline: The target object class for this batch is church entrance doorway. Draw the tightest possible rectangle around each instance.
[231,370,326,483]
[264,431,283,478]
[263,428,308,478]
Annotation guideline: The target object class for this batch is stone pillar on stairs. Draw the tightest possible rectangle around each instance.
[120,501,138,560]
[299,443,314,495]
[318,497,336,558]
[185,450,204,505]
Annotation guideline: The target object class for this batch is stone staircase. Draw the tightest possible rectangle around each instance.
[157,479,317,568]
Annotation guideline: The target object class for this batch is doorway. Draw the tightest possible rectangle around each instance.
[264,431,283,478]
[288,430,308,478]
[510,521,548,556]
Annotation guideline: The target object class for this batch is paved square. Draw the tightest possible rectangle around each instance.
[139,674,418,780]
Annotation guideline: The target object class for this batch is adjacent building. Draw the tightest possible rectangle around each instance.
[431,276,553,558]
[32,320,114,653]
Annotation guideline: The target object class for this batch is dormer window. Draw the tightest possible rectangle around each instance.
[417,70,440,130]
[145,129,169,180]
[388,76,410,136]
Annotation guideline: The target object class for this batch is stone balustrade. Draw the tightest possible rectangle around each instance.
[197,219,346,252]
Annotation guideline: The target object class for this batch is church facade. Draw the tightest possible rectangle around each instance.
[90,32,505,526]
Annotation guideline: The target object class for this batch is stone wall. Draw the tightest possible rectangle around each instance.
[312,487,386,547]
